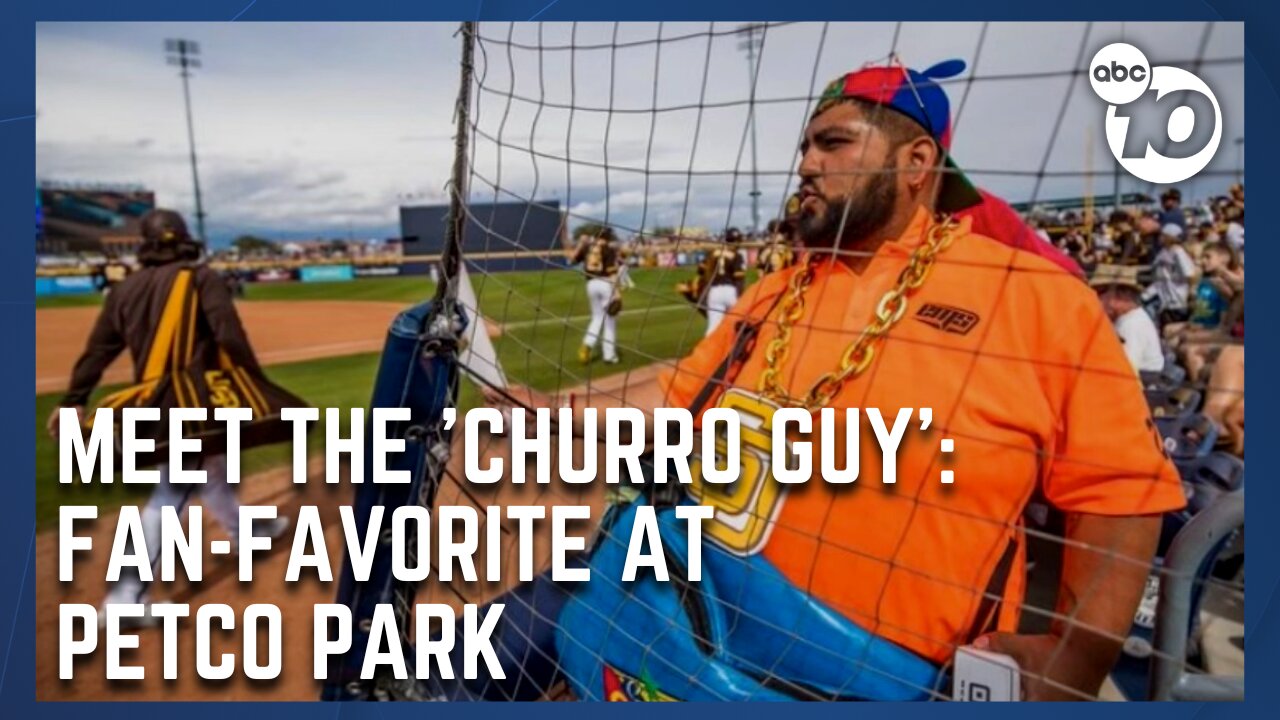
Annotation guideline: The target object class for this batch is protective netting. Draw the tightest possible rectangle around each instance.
[402,21,1244,702]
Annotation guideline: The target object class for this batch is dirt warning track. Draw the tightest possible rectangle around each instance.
[36,300,407,394]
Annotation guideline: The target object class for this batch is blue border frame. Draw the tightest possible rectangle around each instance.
[4,1,1273,715]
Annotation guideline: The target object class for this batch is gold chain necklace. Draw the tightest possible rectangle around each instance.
[756,215,959,411]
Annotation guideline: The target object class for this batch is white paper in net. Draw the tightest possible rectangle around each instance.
[456,263,508,391]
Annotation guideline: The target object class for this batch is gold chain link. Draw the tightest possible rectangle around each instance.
[756,215,959,411]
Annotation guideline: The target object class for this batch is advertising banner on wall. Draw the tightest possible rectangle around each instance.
[297,264,354,282]
[352,264,402,278]
[35,275,97,296]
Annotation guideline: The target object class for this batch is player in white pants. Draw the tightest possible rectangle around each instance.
[583,276,619,363]
[570,229,622,364]
[48,209,300,628]
[97,453,290,623]
[703,227,747,336]
[705,283,739,336]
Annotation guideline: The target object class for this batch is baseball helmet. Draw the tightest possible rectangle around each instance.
[141,209,194,244]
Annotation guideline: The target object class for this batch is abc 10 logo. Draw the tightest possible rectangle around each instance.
[1089,42,1222,185]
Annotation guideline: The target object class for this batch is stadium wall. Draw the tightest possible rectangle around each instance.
[400,199,571,273]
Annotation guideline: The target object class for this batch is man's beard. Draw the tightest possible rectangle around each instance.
[797,159,898,253]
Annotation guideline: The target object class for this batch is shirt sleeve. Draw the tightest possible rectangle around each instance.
[1176,247,1197,281]
[1041,293,1186,516]
[1115,321,1144,374]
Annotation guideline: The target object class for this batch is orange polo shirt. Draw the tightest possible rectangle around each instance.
[660,207,1184,664]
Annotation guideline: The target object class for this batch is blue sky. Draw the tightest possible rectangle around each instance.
[36,22,1245,245]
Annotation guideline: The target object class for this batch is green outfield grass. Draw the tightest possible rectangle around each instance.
[37,352,375,528]
[36,265,721,527]
[34,278,434,309]
[242,276,437,303]
[36,352,491,526]
[493,299,705,389]
[35,266,710,310]
[470,264,722,387]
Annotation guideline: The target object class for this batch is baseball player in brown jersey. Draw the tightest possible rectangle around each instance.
[569,228,622,364]
[701,227,746,336]
[47,209,305,625]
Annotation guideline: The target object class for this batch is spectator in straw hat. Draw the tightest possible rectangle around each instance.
[1092,264,1164,374]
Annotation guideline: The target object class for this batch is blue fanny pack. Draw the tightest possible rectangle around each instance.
[555,500,941,701]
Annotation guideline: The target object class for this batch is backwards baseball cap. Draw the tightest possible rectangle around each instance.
[815,58,982,213]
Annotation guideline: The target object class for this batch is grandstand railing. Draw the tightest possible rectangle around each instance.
[1151,491,1245,701]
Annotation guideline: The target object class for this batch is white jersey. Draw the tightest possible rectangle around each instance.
[1225,222,1244,250]
[1114,307,1164,373]
[1146,245,1196,312]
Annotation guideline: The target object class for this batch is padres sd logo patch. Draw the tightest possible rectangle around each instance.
[914,303,980,335]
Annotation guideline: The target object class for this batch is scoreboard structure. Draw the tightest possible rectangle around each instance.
[399,199,569,273]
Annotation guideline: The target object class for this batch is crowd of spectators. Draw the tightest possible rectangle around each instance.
[1053,183,1244,458]
[613,182,1247,458]
[36,237,406,296]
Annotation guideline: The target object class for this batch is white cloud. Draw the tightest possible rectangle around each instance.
[37,21,1244,244]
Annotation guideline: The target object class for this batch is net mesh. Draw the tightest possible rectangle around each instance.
[402,21,1244,702]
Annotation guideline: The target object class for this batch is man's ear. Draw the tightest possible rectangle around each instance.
[899,135,941,190]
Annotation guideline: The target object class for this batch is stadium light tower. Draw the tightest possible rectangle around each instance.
[165,38,207,243]
[737,23,764,235]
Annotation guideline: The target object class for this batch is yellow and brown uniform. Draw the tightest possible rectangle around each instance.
[572,236,620,280]
[704,245,746,292]
[63,263,264,406]
[102,261,130,289]
[757,236,796,274]
[571,235,623,362]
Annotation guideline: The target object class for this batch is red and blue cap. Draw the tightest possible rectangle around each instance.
[815,58,982,213]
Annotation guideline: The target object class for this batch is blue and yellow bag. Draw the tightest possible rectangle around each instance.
[555,500,941,701]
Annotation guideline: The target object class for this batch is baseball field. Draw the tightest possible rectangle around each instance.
[35,267,708,700]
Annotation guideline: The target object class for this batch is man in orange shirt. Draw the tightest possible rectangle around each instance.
[493,58,1184,701]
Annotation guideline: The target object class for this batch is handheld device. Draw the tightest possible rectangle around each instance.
[953,646,1022,701]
